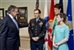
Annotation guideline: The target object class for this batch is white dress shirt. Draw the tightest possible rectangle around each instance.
[8,13,19,29]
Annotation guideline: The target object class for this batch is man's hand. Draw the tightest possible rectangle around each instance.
[32,37,36,41]
[35,37,39,40]
[32,37,39,41]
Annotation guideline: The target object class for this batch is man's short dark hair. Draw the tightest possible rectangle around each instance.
[7,5,17,13]
[54,4,62,9]
[34,9,41,14]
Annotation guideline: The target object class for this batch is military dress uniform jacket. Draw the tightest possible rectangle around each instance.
[28,18,46,43]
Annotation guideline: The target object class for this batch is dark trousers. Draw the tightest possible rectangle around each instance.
[30,42,43,50]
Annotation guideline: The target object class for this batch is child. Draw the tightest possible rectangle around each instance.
[53,13,69,50]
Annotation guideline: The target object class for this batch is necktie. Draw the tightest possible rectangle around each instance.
[36,18,39,22]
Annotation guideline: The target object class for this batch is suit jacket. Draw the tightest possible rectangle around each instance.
[28,18,46,43]
[0,19,2,32]
[0,15,20,50]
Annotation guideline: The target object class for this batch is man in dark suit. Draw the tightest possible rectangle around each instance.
[0,5,20,50]
[28,9,46,50]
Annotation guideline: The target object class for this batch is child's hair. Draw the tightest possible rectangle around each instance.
[54,4,62,9]
[59,13,67,23]
[54,4,61,9]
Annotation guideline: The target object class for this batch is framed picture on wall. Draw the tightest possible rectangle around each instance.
[0,8,4,20]
[17,7,28,27]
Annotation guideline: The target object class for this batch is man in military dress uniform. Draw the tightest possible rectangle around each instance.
[28,9,46,50]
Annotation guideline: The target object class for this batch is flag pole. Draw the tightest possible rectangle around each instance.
[36,0,39,9]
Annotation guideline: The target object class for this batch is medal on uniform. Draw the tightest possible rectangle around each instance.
[32,23,34,26]
[39,22,43,26]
